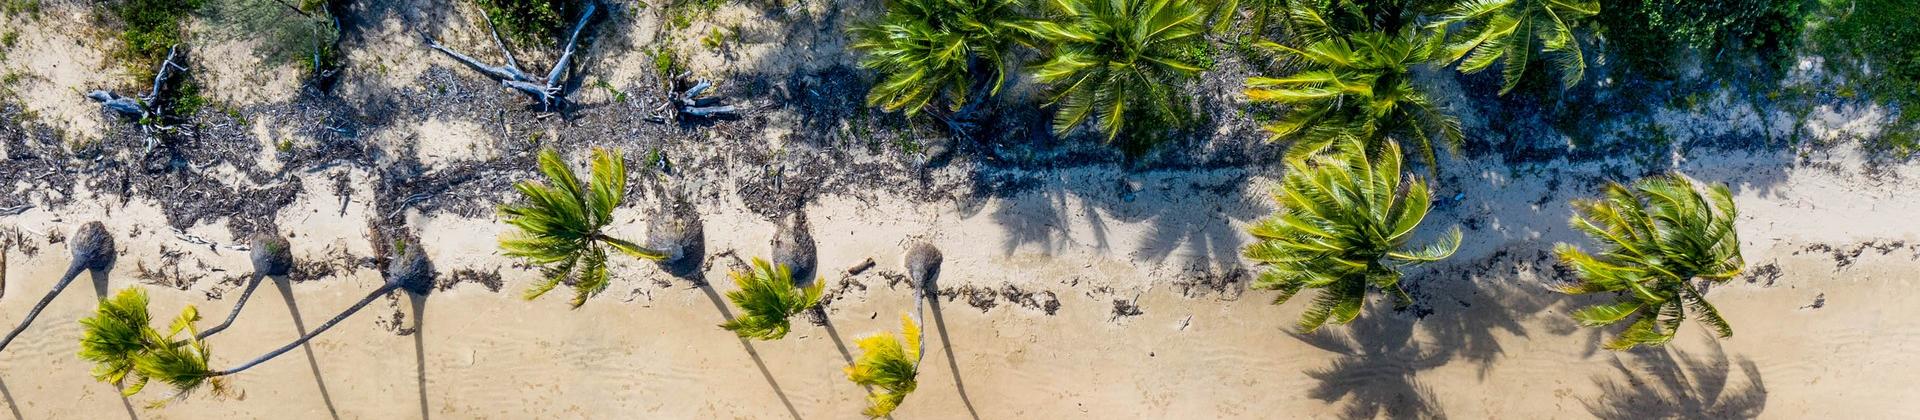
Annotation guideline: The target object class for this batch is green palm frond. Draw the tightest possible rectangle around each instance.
[846,314,922,418]
[1031,0,1207,141]
[1242,138,1460,332]
[849,0,1039,114]
[131,305,222,403]
[78,288,160,396]
[1555,173,1744,351]
[719,258,826,340]
[1429,0,1598,93]
[1245,30,1462,171]
[501,148,666,308]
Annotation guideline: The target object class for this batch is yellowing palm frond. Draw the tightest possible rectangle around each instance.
[845,314,922,418]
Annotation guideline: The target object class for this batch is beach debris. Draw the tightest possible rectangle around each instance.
[427,2,599,112]
[1802,293,1826,310]
[0,204,31,216]
[653,77,739,121]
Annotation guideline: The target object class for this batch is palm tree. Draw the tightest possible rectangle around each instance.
[1427,0,1599,94]
[848,0,1039,115]
[1030,0,1207,142]
[844,242,940,418]
[131,241,436,396]
[1555,173,1744,350]
[78,287,166,395]
[718,258,824,340]
[1245,30,1462,171]
[0,221,115,353]
[1242,139,1461,332]
[78,233,292,395]
[500,148,666,308]
[846,313,923,418]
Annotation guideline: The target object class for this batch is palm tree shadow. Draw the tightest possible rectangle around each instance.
[409,293,429,419]
[923,293,982,420]
[0,376,20,420]
[271,276,343,420]
[1584,339,1767,419]
[1290,307,1447,419]
[695,283,803,420]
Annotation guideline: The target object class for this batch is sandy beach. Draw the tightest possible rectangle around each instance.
[4,0,1920,418]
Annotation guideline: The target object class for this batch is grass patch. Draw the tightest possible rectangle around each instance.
[106,0,205,81]
[471,0,583,47]
[1596,0,1809,78]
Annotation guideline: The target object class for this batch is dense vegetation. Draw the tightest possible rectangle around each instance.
[1808,0,1920,150]
[201,0,343,76]
[1595,0,1807,75]
[1555,174,1745,350]
[848,0,1038,115]
[472,0,586,46]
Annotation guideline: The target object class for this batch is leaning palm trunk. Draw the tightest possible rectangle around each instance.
[843,243,942,417]
[195,234,293,339]
[902,243,940,369]
[138,243,434,395]
[0,222,114,353]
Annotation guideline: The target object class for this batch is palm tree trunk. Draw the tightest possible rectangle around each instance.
[195,272,267,339]
[911,278,927,370]
[0,261,87,352]
[211,284,396,376]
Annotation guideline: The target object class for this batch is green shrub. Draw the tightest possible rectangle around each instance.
[1596,0,1809,76]
[107,0,206,80]
[1811,0,1920,124]
[201,0,340,74]
[471,0,584,46]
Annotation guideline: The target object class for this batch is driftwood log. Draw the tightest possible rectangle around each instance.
[85,45,190,153]
[427,2,598,112]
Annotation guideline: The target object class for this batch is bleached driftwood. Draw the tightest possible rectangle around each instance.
[426,2,598,112]
[85,45,189,154]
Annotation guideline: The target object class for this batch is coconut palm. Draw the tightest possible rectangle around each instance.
[501,148,666,308]
[718,258,824,340]
[131,242,436,396]
[848,0,1039,114]
[1555,173,1744,350]
[843,243,941,417]
[1245,30,1462,170]
[1427,0,1599,94]
[1030,0,1207,141]
[0,222,115,353]
[846,313,923,418]
[77,232,293,394]
[1242,139,1461,332]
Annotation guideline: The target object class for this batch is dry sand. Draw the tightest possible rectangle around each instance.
[4,1,1920,419]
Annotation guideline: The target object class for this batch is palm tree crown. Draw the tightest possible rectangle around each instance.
[1428,0,1599,94]
[719,258,825,340]
[501,148,666,308]
[846,314,923,418]
[1031,0,1207,141]
[1245,30,1463,170]
[1243,139,1461,332]
[849,0,1039,114]
[1555,173,1744,350]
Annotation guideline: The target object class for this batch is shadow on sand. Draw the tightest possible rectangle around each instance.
[1585,338,1768,419]
[697,283,803,420]
[272,276,344,420]
[410,293,430,419]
